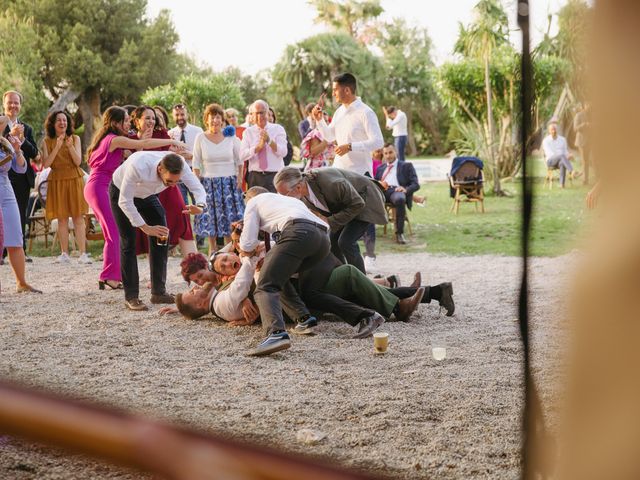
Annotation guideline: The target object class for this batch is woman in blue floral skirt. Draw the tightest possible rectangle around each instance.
[192,103,244,255]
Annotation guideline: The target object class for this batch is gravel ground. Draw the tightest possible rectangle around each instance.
[0,252,571,479]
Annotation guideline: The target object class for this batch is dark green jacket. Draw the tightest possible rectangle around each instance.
[302,168,387,231]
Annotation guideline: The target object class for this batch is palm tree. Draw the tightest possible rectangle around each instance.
[308,0,383,42]
[455,0,509,194]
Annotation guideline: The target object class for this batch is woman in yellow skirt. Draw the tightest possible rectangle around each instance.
[41,110,91,264]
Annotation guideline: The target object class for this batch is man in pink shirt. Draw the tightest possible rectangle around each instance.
[239,99,287,192]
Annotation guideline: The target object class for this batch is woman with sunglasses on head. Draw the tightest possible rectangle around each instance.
[84,106,184,290]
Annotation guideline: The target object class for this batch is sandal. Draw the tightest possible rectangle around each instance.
[17,284,43,294]
[99,280,123,290]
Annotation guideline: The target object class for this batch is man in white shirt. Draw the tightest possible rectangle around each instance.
[542,122,577,188]
[313,73,384,177]
[168,104,203,203]
[240,99,287,192]
[383,106,408,163]
[239,187,330,356]
[109,151,206,311]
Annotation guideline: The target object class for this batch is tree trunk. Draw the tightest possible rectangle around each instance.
[77,88,102,163]
[484,55,501,194]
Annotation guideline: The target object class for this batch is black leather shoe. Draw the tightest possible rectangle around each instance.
[438,282,455,316]
[396,233,407,244]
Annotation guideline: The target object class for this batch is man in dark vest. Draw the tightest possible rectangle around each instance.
[274,166,387,274]
[3,90,38,258]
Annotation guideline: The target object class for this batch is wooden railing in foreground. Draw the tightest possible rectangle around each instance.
[0,381,383,480]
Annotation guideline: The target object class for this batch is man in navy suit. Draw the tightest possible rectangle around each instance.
[375,143,419,244]
[3,90,38,257]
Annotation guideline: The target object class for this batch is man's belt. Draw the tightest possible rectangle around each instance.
[273,219,328,242]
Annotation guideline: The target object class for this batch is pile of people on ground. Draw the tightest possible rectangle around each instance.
[0,72,453,356]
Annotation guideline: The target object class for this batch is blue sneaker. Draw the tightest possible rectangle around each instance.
[293,315,318,335]
[248,330,291,356]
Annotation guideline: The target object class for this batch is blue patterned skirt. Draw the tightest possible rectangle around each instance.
[194,176,245,238]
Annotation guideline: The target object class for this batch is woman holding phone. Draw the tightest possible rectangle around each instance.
[41,110,91,264]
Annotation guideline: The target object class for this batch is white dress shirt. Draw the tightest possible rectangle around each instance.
[317,97,384,176]
[168,123,203,165]
[541,134,569,159]
[380,161,399,187]
[192,134,242,178]
[112,150,206,227]
[239,193,328,252]
[386,110,408,137]
[210,256,259,321]
[240,123,288,172]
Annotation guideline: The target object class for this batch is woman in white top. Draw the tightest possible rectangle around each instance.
[192,103,244,255]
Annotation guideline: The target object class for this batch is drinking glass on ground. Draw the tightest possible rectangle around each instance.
[431,339,446,361]
[373,332,389,354]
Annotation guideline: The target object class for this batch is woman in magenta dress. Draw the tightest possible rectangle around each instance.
[84,106,184,290]
[128,105,197,258]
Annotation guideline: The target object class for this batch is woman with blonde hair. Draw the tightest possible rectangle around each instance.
[0,115,40,293]
[193,103,244,255]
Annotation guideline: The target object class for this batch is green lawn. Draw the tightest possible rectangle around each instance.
[26,158,593,258]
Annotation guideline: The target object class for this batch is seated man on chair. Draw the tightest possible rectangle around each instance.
[542,122,580,188]
[375,143,419,244]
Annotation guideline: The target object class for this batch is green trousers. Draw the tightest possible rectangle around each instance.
[324,265,399,318]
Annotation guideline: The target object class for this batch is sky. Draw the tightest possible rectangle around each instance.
[146,0,570,74]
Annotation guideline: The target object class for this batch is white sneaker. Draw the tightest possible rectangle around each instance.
[78,253,93,264]
[364,255,378,274]
[56,252,71,264]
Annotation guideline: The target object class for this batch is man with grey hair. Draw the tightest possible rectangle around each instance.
[274,166,387,273]
[240,99,287,192]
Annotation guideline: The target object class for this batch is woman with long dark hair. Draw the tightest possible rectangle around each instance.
[84,106,184,290]
[128,105,197,259]
[41,110,90,263]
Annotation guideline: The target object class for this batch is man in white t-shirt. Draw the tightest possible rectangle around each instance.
[383,106,408,162]
[169,104,204,203]
[542,122,578,188]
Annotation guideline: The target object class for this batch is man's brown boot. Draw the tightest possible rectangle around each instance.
[395,287,425,322]
[150,293,175,304]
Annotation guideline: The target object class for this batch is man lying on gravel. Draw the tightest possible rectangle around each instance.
[165,251,455,340]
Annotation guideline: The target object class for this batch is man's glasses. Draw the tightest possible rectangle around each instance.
[172,103,186,110]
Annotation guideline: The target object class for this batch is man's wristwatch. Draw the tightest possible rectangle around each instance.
[195,203,206,210]
[348,143,352,152]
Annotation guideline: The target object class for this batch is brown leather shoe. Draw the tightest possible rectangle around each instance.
[395,287,425,322]
[125,298,148,311]
[150,293,175,304]
[410,272,422,288]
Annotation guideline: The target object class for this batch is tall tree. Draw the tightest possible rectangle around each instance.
[1,0,187,154]
[375,18,443,155]
[455,0,509,194]
[308,0,383,43]
[0,13,50,128]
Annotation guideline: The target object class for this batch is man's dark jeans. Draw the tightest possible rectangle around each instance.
[395,135,407,162]
[109,183,168,301]
[329,219,370,274]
